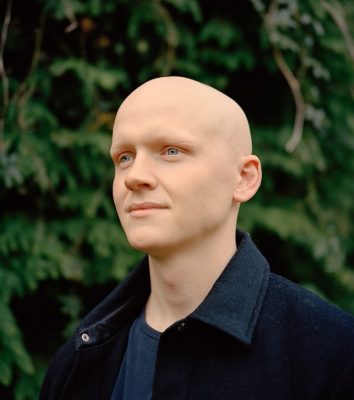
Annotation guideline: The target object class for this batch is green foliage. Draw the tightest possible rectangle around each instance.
[0,0,353,398]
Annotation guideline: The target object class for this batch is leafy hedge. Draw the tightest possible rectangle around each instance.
[1,0,353,398]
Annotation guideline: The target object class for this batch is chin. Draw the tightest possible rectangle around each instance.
[127,232,162,252]
[126,231,176,257]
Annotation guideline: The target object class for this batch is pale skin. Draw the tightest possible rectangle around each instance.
[110,76,262,332]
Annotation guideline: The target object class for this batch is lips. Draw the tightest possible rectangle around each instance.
[127,202,167,213]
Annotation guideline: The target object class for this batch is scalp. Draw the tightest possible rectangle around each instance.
[114,76,252,157]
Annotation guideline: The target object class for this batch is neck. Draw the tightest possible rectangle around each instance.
[145,231,237,332]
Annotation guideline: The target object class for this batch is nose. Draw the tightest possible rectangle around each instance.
[124,154,157,191]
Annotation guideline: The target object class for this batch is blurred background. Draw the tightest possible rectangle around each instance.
[1,0,354,398]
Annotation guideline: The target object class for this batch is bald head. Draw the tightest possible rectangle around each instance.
[111,76,262,255]
[114,76,252,158]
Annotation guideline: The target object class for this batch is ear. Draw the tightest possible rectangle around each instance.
[233,155,262,203]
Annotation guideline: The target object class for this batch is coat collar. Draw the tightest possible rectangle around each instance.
[76,230,269,349]
[190,230,269,345]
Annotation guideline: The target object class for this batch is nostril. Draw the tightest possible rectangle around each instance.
[124,168,156,191]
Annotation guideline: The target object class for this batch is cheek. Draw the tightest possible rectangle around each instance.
[198,171,236,218]
[199,164,235,196]
[178,168,233,211]
[112,176,118,200]
[112,176,125,210]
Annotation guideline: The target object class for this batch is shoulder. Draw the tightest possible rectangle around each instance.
[260,273,354,398]
[269,273,354,319]
[263,272,354,346]
[39,336,76,400]
[40,258,150,398]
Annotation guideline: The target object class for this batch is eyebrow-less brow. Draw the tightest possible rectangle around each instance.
[111,129,197,153]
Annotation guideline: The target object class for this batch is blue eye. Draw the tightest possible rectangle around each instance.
[119,154,132,164]
[166,148,179,155]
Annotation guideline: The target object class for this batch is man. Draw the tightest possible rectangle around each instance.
[40,77,354,399]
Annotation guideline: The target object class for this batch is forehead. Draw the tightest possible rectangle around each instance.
[112,95,213,146]
[114,77,228,133]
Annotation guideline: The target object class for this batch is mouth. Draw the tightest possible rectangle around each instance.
[127,202,167,215]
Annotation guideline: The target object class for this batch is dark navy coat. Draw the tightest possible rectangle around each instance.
[40,231,354,399]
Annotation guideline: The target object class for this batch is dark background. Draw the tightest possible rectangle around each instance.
[1,0,354,398]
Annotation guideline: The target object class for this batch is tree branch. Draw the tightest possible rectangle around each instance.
[64,0,78,33]
[273,47,306,152]
[323,1,354,64]
[153,0,178,75]
[12,13,45,131]
[265,0,306,153]
[0,0,12,152]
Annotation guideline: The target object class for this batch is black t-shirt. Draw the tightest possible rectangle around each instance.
[110,310,160,399]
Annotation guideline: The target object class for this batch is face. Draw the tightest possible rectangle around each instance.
[111,83,241,257]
